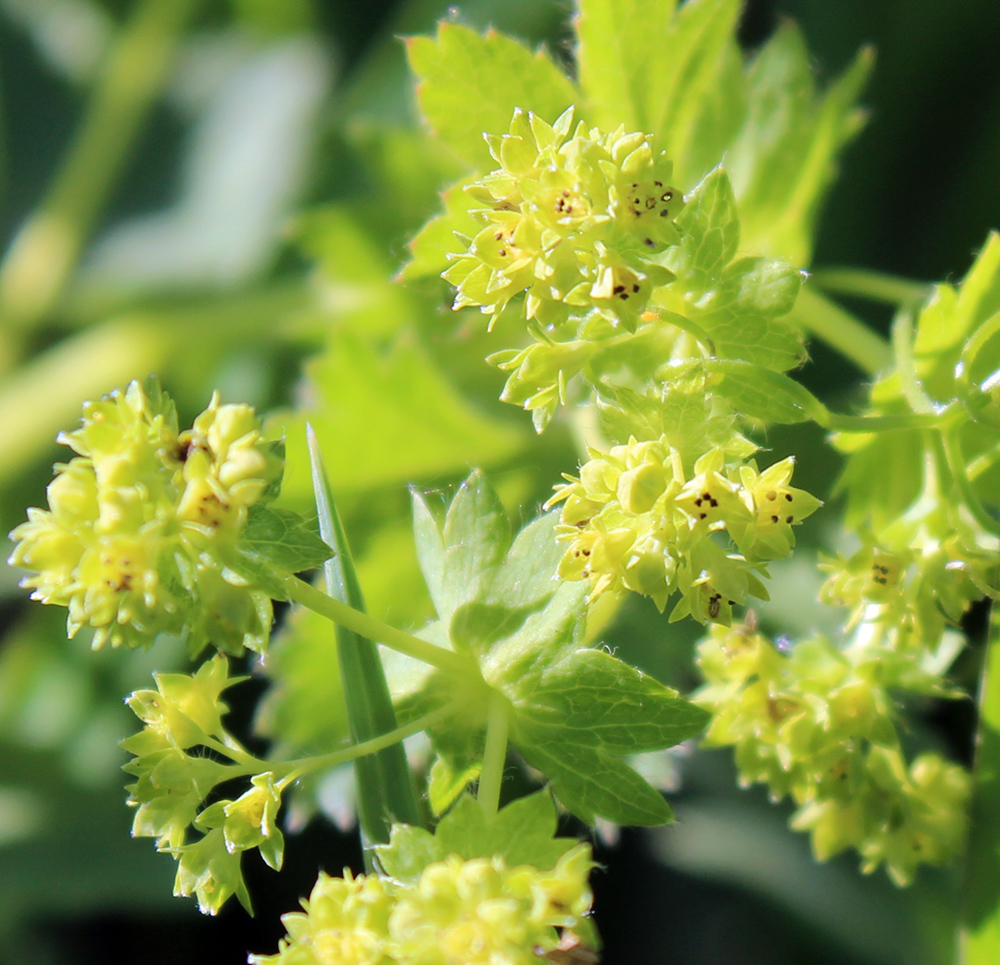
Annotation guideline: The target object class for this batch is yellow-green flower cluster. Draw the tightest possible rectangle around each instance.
[821,527,995,661]
[8,379,283,654]
[251,845,595,965]
[695,623,969,885]
[546,437,821,623]
[444,108,683,334]
[122,655,285,915]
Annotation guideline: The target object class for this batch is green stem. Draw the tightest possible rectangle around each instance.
[200,735,266,771]
[791,285,893,376]
[277,704,457,790]
[962,602,1000,964]
[0,0,200,349]
[282,573,476,679]
[825,410,955,434]
[810,267,932,307]
[940,430,1000,538]
[891,310,937,415]
[477,691,510,820]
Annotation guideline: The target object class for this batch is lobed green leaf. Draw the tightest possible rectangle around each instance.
[406,23,576,170]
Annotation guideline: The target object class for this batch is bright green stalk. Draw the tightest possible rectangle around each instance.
[962,603,1000,964]
[477,692,510,820]
[283,573,475,678]
[810,267,932,307]
[791,285,893,376]
[0,0,200,356]
[305,426,422,864]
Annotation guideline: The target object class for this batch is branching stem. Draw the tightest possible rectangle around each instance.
[791,286,893,376]
[810,267,932,307]
[277,704,458,790]
[282,573,478,680]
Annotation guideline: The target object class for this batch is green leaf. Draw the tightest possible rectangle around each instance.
[648,0,743,182]
[376,790,578,883]
[405,478,698,829]
[399,177,481,281]
[728,24,873,265]
[835,427,926,532]
[595,379,745,464]
[664,168,805,371]
[576,0,678,133]
[428,755,482,816]
[668,166,740,292]
[440,470,511,624]
[483,511,568,611]
[510,648,711,752]
[700,258,805,371]
[410,488,446,617]
[375,823,443,882]
[273,329,526,505]
[669,359,819,425]
[237,505,331,577]
[439,791,579,869]
[577,0,746,180]
[406,22,576,170]
[514,729,673,826]
[913,233,1000,401]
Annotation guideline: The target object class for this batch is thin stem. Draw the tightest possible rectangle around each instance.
[477,691,510,820]
[810,267,932,307]
[282,573,478,680]
[200,735,266,772]
[961,602,1000,964]
[825,409,955,434]
[891,310,937,415]
[940,430,1000,538]
[0,0,200,348]
[277,704,457,790]
[791,285,893,376]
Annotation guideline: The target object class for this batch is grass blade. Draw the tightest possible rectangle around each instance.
[306,425,422,863]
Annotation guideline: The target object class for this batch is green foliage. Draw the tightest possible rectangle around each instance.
[231,505,331,599]
[5,0,999,960]
[376,791,579,879]
[406,22,576,169]
[403,472,709,825]
[576,0,872,264]
[274,328,526,504]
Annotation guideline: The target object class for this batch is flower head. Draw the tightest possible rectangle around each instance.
[9,378,283,655]
[444,108,683,333]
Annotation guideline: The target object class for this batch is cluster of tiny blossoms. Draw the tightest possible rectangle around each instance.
[121,655,287,914]
[444,107,683,335]
[820,510,998,662]
[8,378,283,655]
[251,845,594,965]
[546,437,821,623]
[695,622,969,885]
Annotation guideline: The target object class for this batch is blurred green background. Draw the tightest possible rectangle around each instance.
[0,1,997,963]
